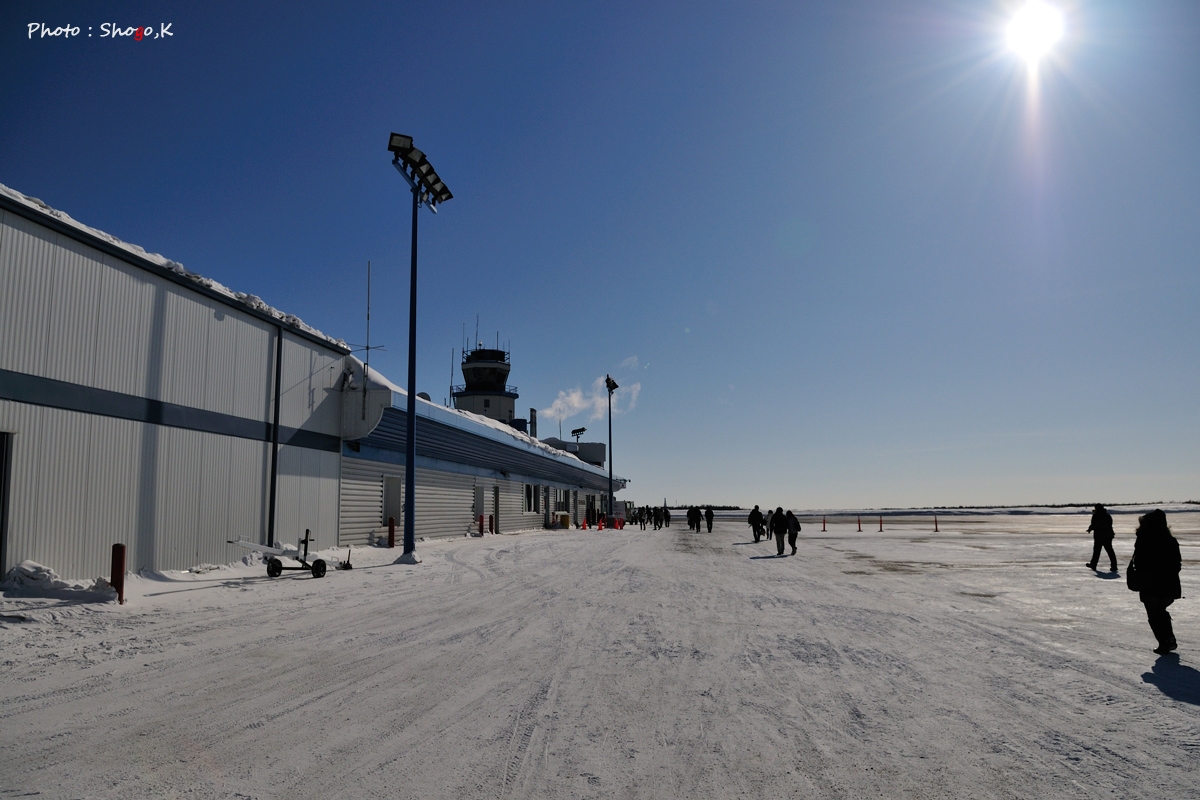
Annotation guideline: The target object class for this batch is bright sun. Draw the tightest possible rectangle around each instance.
[1007,1,1064,66]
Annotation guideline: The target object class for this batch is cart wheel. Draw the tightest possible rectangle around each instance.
[311,559,327,578]
[267,558,283,578]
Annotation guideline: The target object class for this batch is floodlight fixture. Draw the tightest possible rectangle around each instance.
[388,132,453,207]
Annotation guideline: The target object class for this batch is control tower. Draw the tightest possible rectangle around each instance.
[452,344,518,423]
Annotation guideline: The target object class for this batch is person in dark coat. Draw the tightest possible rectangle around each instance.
[770,506,788,556]
[1129,509,1182,655]
[786,510,801,555]
[687,506,700,531]
[748,505,764,542]
[1087,503,1118,573]
[704,506,714,533]
[664,507,671,527]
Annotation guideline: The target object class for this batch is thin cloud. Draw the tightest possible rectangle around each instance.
[541,377,641,423]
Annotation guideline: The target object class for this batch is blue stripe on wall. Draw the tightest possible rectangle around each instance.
[0,368,340,452]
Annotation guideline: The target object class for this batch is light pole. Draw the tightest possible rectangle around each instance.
[605,375,618,519]
[388,133,453,565]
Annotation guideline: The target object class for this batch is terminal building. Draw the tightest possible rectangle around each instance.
[0,184,626,580]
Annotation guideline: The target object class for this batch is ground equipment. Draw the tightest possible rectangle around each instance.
[228,530,327,578]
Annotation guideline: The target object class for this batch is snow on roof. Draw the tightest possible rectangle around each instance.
[386,384,625,483]
[0,182,347,350]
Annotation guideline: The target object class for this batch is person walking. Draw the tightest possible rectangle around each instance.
[704,506,714,533]
[770,506,788,556]
[786,510,800,555]
[664,507,671,527]
[764,508,775,544]
[653,506,663,530]
[1128,509,1182,655]
[748,505,764,542]
[1087,503,1118,573]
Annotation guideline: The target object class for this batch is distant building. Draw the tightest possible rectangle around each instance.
[0,184,626,580]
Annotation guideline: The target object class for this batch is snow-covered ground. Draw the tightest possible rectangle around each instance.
[2,512,1198,799]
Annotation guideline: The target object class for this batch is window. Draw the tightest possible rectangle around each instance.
[525,484,534,513]
[533,485,541,513]
[484,398,490,408]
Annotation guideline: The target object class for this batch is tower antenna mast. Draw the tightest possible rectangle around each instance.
[362,260,371,420]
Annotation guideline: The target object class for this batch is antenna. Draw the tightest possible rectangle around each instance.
[362,260,371,420]
[474,314,479,351]
[449,348,454,407]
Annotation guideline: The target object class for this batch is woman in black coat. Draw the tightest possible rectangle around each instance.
[1129,509,1182,655]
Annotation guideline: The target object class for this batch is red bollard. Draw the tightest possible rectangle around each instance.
[111,543,126,605]
[599,518,605,530]
[879,515,883,532]
[582,519,588,529]
[857,516,862,532]
[478,514,484,535]
[934,515,939,532]
[488,514,494,534]
[388,516,396,548]
[822,515,826,532]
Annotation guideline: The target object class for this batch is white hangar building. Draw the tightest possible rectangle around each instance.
[0,184,625,580]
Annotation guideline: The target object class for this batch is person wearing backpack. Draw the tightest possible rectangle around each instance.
[1127,509,1182,655]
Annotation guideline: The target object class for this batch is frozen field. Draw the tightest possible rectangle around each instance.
[2,512,1198,799]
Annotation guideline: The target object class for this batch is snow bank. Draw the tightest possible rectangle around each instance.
[0,182,347,350]
[1,560,116,598]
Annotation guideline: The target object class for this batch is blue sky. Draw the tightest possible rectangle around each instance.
[3,1,1198,508]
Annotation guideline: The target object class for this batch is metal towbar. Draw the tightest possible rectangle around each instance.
[228,529,327,578]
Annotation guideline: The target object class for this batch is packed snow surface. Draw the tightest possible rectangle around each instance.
[2,512,1198,799]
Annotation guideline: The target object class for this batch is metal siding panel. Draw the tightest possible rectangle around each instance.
[299,447,320,542]
[33,407,92,576]
[93,254,158,397]
[221,316,274,421]
[0,212,56,377]
[338,456,389,547]
[0,401,43,575]
[155,426,204,572]
[279,339,342,435]
[158,286,211,408]
[226,438,269,544]
[87,413,143,575]
[274,445,302,545]
[41,235,102,386]
[320,450,340,545]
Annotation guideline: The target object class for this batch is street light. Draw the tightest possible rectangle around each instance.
[605,375,618,519]
[389,132,452,565]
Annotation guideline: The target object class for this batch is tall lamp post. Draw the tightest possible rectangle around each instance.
[388,133,453,565]
[605,375,618,519]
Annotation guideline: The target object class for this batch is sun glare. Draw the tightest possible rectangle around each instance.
[1007,1,1064,66]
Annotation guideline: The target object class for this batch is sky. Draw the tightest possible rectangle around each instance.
[2,1,1198,509]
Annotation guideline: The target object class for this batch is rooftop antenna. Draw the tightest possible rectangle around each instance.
[474,314,479,352]
[449,348,454,407]
[362,260,371,420]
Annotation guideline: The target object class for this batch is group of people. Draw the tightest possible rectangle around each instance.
[633,505,672,530]
[747,505,802,556]
[686,506,714,533]
[1089,504,1184,656]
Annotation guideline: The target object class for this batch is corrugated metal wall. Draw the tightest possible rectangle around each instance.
[0,205,347,579]
[339,455,549,546]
